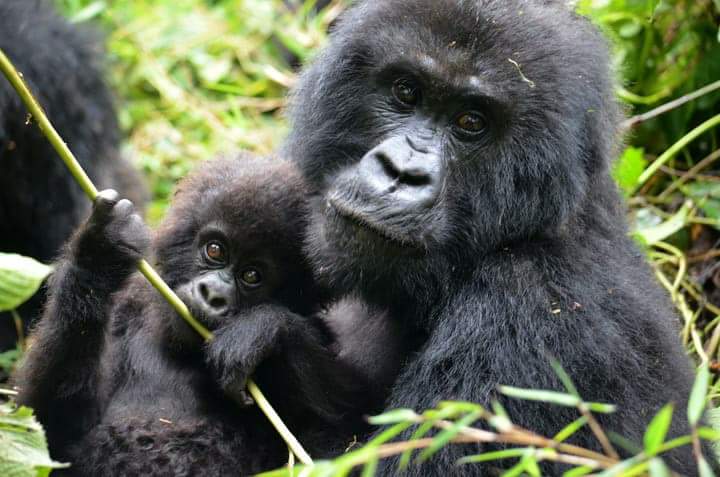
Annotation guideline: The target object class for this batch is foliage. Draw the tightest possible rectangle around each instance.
[258,364,720,476]
[56,0,342,222]
[0,403,67,477]
[0,254,52,313]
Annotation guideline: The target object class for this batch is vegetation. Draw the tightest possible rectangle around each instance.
[0,0,718,475]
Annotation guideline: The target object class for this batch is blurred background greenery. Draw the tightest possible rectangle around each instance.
[53,0,720,375]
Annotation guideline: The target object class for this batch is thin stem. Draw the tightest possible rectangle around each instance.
[634,114,720,192]
[10,309,25,351]
[136,260,211,341]
[578,406,619,460]
[657,148,720,201]
[0,49,98,199]
[247,381,313,465]
[0,47,312,465]
[623,80,720,129]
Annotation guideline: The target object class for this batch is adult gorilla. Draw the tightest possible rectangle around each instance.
[286,0,706,474]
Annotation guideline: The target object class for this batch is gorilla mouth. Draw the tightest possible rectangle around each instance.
[327,193,422,249]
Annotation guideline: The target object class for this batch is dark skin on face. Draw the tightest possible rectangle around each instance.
[287,0,718,475]
[13,156,402,476]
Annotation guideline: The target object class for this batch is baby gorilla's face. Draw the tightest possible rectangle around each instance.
[175,220,287,328]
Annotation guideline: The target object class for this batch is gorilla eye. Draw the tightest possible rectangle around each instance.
[392,79,420,106]
[240,268,262,287]
[204,241,226,265]
[456,112,487,134]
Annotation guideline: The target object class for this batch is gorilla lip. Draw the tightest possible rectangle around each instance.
[327,193,421,249]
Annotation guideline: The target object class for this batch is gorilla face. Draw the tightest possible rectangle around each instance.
[289,0,620,292]
[151,156,321,340]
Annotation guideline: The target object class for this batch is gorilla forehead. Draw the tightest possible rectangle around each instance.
[155,155,309,253]
[329,0,612,123]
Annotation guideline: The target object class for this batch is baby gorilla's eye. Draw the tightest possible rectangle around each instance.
[392,79,420,106]
[204,241,227,265]
[455,112,487,134]
[240,268,262,287]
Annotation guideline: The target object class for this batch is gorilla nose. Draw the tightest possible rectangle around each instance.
[358,136,445,208]
[196,276,233,315]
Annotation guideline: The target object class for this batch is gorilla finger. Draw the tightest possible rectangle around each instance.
[112,199,136,219]
[92,189,120,221]
[117,215,151,255]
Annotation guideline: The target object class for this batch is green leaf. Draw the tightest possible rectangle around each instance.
[0,254,52,312]
[697,427,720,441]
[586,402,618,414]
[0,403,68,475]
[499,386,580,407]
[418,410,481,462]
[648,458,671,477]
[367,409,417,426]
[643,404,674,453]
[549,357,580,397]
[553,417,589,443]
[633,201,692,246]
[699,457,717,477]
[365,421,413,447]
[689,363,711,427]
[563,466,595,477]
[457,448,528,465]
[613,147,647,196]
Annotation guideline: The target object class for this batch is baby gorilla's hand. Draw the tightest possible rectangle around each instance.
[205,306,290,407]
[71,189,150,274]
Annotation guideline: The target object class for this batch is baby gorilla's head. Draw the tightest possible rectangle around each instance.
[152,155,323,341]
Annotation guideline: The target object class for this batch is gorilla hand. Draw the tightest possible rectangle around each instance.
[204,305,290,407]
[71,189,150,277]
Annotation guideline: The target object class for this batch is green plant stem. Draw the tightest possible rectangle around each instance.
[634,114,720,193]
[10,309,25,351]
[0,47,313,466]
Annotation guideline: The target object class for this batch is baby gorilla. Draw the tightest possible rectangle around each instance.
[15,155,399,476]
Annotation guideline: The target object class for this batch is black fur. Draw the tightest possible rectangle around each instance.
[0,0,147,349]
[285,0,714,474]
[14,155,397,476]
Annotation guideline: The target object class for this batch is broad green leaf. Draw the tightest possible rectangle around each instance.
[643,404,674,453]
[0,403,67,476]
[613,147,647,196]
[689,364,711,427]
[633,201,692,246]
[499,386,580,407]
[0,254,52,312]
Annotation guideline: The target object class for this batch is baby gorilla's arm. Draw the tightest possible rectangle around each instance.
[205,305,377,431]
[14,190,149,448]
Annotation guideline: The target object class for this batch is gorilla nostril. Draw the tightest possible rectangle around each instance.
[400,170,432,187]
[199,283,210,300]
[209,297,227,309]
[376,152,400,180]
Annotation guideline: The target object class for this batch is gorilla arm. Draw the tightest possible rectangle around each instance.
[14,190,149,447]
